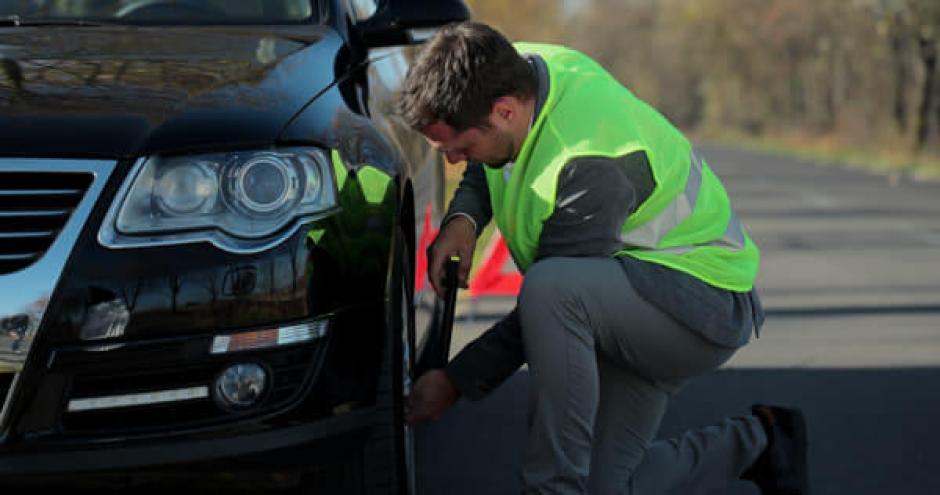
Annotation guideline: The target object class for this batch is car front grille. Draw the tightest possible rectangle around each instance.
[61,343,324,435]
[0,172,94,275]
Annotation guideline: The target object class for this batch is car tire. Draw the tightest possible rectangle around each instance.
[361,228,416,495]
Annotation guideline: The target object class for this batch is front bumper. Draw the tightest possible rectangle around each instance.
[0,406,376,475]
[0,297,389,466]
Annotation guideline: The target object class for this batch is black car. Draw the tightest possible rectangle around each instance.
[0,0,467,492]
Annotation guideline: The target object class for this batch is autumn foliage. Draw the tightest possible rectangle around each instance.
[467,0,940,161]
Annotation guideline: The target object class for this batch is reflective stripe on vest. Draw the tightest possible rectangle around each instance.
[621,152,747,255]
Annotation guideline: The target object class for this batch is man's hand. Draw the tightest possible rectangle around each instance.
[405,369,458,424]
[427,215,476,298]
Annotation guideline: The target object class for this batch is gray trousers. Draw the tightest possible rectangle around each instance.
[518,257,767,494]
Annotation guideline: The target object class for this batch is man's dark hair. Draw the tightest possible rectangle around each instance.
[397,21,538,132]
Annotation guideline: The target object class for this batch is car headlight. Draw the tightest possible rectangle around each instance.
[99,148,338,253]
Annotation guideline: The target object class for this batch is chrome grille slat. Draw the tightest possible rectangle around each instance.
[0,253,39,261]
[0,210,70,217]
[0,189,83,196]
[0,231,55,239]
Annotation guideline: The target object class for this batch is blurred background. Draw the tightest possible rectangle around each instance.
[465,0,940,177]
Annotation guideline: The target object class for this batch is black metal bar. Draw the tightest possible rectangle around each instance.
[437,256,459,367]
[415,256,460,376]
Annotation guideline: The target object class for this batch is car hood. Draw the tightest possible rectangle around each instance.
[0,25,344,158]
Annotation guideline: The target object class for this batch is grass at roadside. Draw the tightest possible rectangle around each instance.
[693,129,940,182]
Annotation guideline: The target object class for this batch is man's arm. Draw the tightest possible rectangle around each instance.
[443,307,523,400]
[426,162,493,297]
[443,161,492,235]
[536,152,652,259]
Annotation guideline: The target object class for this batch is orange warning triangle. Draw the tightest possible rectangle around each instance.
[469,231,523,298]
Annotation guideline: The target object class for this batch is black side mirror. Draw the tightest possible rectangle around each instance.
[357,0,470,48]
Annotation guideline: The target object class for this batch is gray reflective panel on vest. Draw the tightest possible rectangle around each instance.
[717,211,747,250]
[657,211,747,255]
[620,151,704,249]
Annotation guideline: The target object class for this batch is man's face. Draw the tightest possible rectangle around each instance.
[421,119,515,167]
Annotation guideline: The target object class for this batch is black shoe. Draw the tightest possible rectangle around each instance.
[741,404,809,495]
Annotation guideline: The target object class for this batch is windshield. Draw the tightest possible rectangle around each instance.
[0,0,316,24]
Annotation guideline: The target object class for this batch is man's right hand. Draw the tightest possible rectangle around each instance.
[405,369,458,424]
[427,215,476,298]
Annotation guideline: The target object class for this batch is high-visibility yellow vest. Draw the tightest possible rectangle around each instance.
[483,42,759,292]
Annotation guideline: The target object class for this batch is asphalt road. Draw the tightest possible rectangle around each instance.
[415,145,940,495]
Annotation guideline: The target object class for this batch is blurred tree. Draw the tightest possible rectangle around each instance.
[886,8,913,133]
[464,0,567,44]
[910,0,940,152]
[868,0,940,152]
[561,0,704,128]
[452,0,940,159]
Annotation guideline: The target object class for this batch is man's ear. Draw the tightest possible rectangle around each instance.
[490,97,515,124]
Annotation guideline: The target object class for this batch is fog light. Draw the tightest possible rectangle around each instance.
[214,363,267,409]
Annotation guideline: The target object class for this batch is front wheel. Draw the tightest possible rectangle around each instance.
[362,231,416,495]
